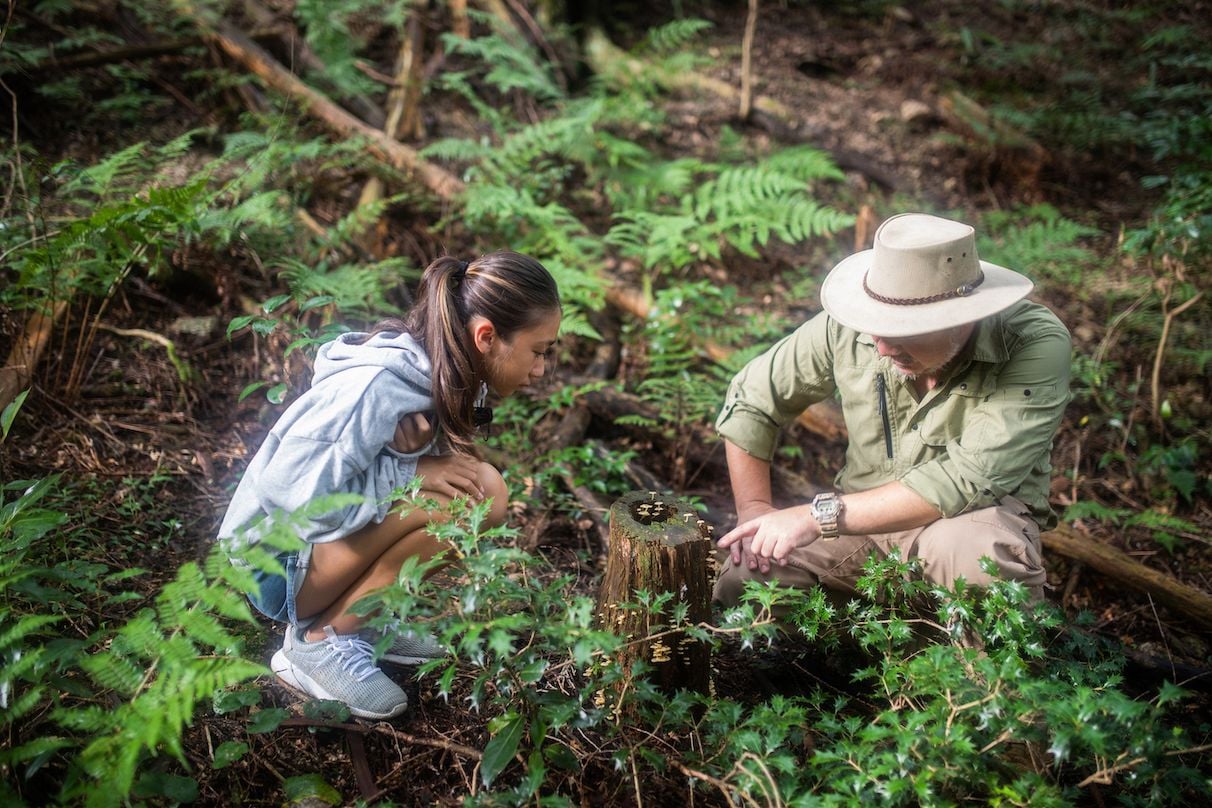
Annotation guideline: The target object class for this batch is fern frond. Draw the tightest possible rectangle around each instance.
[275,257,394,314]
[113,611,165,660]
[443,30,565,103]
[693,166,807,220]
[156,562,206,624]
[607,158,705,209]
[762,144,848,183]
[64,142,147,195]
[0,732,73,766]
[52,704,115,733]
[639,18,714,54]
[420,136,493,163]
[170,608,241,654]
[484,113,595,177]
[201,190,292,242]
[0,613,63,652]
[80,648,144,697]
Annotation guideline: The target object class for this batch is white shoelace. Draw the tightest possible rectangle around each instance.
[319,634,380,682]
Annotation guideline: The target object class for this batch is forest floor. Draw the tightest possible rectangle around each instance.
[4,0,1211,805]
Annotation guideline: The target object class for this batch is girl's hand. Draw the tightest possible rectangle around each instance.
[392,412,433,453]
[416,453,485,501]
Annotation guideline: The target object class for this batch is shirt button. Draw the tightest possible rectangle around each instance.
[960,383,967,390]
[1024,389,1032,396]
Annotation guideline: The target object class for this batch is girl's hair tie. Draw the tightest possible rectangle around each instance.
[453,259,470,283]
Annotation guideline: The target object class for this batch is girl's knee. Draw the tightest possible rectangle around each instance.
[478,462,509,527]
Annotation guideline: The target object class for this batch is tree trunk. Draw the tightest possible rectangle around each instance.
[595,491,714,714]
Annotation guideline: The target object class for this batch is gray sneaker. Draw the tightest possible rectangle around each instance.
[271,625,408,719]
[364,623,448,666]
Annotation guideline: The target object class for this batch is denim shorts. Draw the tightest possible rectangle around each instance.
[247,551,302,625]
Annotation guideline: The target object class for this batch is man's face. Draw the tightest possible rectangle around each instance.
[870,323,974,379]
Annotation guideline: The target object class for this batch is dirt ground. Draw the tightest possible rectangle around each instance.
[5,1,1210,804]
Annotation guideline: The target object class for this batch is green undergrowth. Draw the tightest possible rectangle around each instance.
[2,431,1207,805]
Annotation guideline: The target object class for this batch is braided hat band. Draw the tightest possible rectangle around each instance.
[862,268,986,306]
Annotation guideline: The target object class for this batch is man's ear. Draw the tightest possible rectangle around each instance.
[470,316,496,354]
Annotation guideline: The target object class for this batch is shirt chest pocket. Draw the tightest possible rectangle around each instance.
[917,378,995,448]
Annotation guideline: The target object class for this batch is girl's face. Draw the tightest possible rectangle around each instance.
[479,310,561,397]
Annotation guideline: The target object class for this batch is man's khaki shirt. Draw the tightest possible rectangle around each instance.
[716,300,1072,528]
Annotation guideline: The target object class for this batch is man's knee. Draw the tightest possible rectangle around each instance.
[914,504,1045,592]
[478,462,509,527]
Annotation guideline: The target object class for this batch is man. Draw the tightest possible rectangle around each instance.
[714,212,1072,607]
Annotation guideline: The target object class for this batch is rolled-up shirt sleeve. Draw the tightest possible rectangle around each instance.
[899,320,1072,517]
[716,312,838,460]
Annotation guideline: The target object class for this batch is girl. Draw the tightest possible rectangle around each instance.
[219,252,561,719]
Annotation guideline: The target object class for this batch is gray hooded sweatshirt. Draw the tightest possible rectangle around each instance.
[218,330,440,567]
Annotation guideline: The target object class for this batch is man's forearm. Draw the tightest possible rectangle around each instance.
[836,482,942,535]
[724,440,775,520]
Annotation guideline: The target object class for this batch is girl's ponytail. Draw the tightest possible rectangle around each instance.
[406,251,560,451]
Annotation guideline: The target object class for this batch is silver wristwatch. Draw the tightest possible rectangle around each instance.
[811,492,844,541]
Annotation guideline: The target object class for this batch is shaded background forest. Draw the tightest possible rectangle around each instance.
[1,0,1210,805]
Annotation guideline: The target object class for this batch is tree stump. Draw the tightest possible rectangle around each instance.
[595,491,715,711]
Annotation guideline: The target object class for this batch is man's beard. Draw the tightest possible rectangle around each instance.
[891,327,971,380]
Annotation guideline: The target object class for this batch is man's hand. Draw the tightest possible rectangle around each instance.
[717,504,818,573]
[416,453,485,501]
[392,412,433,453]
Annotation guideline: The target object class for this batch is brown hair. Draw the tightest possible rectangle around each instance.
[363,251,560,451]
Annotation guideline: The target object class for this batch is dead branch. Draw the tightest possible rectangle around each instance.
[1150,288,1203,429]
[450,0,471,38]
[0,300,67,414]
[560,469,612,547]
[1042,524,1212,630]
[189,13,464,201]
[739,0,759,120]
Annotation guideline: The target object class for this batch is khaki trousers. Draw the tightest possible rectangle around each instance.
[713,497,1046,607]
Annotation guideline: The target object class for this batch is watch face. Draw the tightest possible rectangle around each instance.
[814,495,840,519]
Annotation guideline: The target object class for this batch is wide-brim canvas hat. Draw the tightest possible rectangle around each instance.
[820,213,1033,338]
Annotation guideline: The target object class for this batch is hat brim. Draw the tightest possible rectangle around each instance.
[820,249,1033,338]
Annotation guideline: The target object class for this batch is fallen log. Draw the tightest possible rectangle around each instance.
[1041,525,1212,631]
[189,15,464,201]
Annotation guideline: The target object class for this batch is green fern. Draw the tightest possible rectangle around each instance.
[2,472,267,805]
[443,30,565,103]
[979,204,1098,290]
[420,136,494,164]
[639,18,715,54]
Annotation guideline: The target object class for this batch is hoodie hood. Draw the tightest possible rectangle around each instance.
[313,330,434,391]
